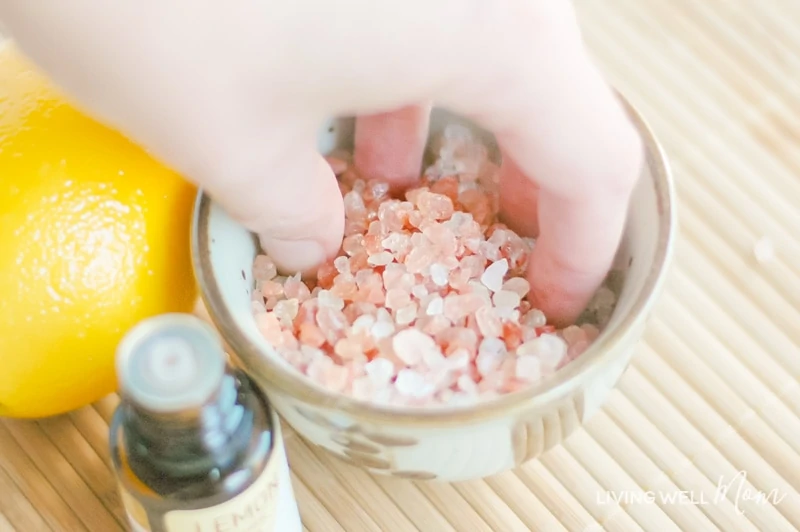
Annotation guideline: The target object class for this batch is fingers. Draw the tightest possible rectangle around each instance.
[196,128,345,277]
[498,151,540,238]
[437,3,643,325]
[353,103,431,190]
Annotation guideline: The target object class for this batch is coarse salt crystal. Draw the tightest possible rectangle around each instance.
[351,314,376,333]
[392,328,436,366]
[429,263,450,286]
[425,295,444,316]
[273,299,299,326]
[502,277,530,298]
[370,320,395,340]
[395,302,418,326]
[411,284,429,299]
[395,369,435,398]
[521,309,547,328]
[253,255,277,281]
[517,334,567,368]
[457,374,478,394]
[492,290,521,309]
[385,288,411,310]
[476,351,502,377]
[333,256,350,274]
[479,336,506,355]
[481,259,508,292]
[446,348,471,371]
[365,357,395,384]
[368,251,395,266]
[317,289,345,310]
[561,325,587,346]
[475,306,502,338]
[515,355,542,381]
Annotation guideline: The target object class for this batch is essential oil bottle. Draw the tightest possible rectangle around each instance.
[109,313,301,532]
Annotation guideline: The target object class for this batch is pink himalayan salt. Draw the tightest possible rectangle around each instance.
[253,256,277,282]
[249,128,617,406]
[481,258,508,292]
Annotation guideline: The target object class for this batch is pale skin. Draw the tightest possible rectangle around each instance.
[0,1,643,326]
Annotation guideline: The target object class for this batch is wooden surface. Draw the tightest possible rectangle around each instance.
[2,1,800,530]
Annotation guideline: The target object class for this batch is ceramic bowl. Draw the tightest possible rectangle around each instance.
[192,98,676,482]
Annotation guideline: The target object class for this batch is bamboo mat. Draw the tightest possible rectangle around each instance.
[2,1,800,530]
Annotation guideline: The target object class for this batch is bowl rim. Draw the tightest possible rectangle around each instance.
[192,93,677,426]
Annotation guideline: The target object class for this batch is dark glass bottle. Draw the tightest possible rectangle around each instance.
[109,313,300,532]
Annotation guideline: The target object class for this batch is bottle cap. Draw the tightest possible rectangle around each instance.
[116,313,226,413]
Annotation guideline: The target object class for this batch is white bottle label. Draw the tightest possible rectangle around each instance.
[163,454,281,532]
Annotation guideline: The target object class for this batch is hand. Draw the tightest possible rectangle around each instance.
[0,1,642,325]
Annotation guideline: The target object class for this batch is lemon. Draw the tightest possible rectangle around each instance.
[0,42,198,418]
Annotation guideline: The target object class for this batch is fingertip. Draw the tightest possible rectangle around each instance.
[526,254,602,327]
[259,236,332,278]
[354,103,431,190]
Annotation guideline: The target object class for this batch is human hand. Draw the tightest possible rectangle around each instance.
[0,1,642,325]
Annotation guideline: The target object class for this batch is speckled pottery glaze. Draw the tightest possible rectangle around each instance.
[192,98,676,482]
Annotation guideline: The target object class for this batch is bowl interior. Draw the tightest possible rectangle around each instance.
[194,106,672,415]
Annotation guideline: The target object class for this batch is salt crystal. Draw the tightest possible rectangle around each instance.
[368,251,394,266]
[561,325,587,346]
[365,357,395,384]
[317,289,345,311]
[457,374,478,394]
[395,369,435,398]
[502,277,530,298]
[384,288,411,310]
[323,364,349,393]
[333,256,350,274]
[253,255,277,281]
[475,306,502,338]
[515,355,542,382]
[255,312,283,345]
[429,263,449,286]
[517,334,567,368]
[284,274,312,301]
[446,348,471,371]
[581,324,600,342]
[411,284,429,299]
[395,302,418,326]
[479,336,506,355]
[351,314,376,333]
[521,309,547,328]
[370,320,395,340]
[481,259,508,292]
[568,339,590,359]
[416,314,452,336]
[476,351,502,378]
[426,295,444,316]
[492,290,521,309]
[306,356,333,383]
[417,192,455,221]
[334,338,363,360]
[754,237,774,263]
[392,328,436,366]
[273,299,299,327]
[260,280,284,298]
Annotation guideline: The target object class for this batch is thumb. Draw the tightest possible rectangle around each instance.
[197,130,344,276]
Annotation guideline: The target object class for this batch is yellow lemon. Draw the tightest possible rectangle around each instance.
[0,42,198,418]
